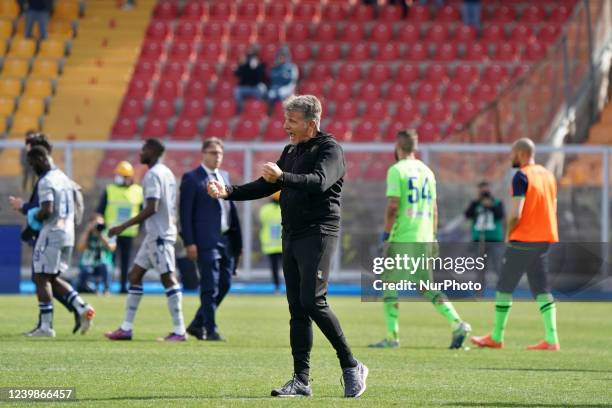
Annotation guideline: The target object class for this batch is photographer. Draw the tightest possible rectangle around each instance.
[76,215,116,295]
[465,181,505,243]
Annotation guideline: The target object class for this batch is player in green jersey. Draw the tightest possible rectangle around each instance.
[369,129,471,349]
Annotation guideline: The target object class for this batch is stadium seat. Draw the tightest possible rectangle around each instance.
[208,2,234,21]
[31,59,60,79]
[153,1,177,20]
[539,25,560,44]
[203,118,229,138]
[233,117,260,141]
[368,63,391,84]
[190,63,215,81]
[379,5,403,22]
[167,41,194,62]
[327,81,352,103]
[285,23,309,43]
[482,24,505,42]
[455,101,478,123]
[230,22,255,43]
[473,83,497,103]
[417,121,441,142]
[396,24,420,42]
[0,18,12,40]
[201,22,226,41]
[386,83,410,101]
[8,37,35,58]
[264,2,289,22]
[357,83,380,101]
[384,121,414,141]
[346,43,370,61]
[243,100,267,117]
[142,117,167,138]
[376,43,402,61]
[510,24,534,43]
[333,101,358,120]
[327,120,351,141]
[436,5,460,22]
[293,3,320,22]
[455,25,477,42]
[258,22,282,43]
[17,96,45,117]
[339,22,365,42]
[0,0,19,19]
[150,98,175,119]
[425,24,449,43]
[317,43,342,62]
[23,78,52,98]
[370,23,393,43]
[408,5,430,22]
[2,58,29,78]
[482,64,510,84]
[353,119,380,142]
[0,77,22,98]
[521,5,545,23]
[363,101,389,121]
[394,99,420,122]
[444,82,469,103]
[140,41,164,61]
[181,98,207,119]
[314,22,336,42]
[407,42,428,60]
[493,42,520,62]
[47,20,74,40]
[174,20,199,42]
[489,5,515,23]
[38,39,66,59]
[236,1,262,22]
[126,78,150,98]
[424,63,449,83]
[299,80,326,97]
[263,120,288,141]
[524,42,546,61]
[465,42,487,61]
[11,113,39,134]
[351,4,374,22]
[145,20,170,41]
[54,0,79,20]
[290,43,311,63]
[211,100,236,119]
[155,79,181,100]
[119,97,144,119]
[306,63,331,80]
[433,43,458,62]
[0,96,14,116]
[172,117,198,140]
[111,117,137,138]
[322,3,348,21]
[425,101,451,122]
[415,82,440,102]
[454,64,479,84]
[198,42,224,63]
[396,64,420,82]
[362,161,389,181]
[550,6,571,23]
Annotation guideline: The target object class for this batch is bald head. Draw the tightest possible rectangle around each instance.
[511,138,536,168]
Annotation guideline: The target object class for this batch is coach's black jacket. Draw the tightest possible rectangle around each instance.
[226,131,345,238]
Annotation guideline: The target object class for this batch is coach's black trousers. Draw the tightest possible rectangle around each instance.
[282,232,355,379]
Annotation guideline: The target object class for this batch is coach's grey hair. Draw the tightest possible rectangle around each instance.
[283,95,322,129]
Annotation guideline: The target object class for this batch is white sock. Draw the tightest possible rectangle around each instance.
[66,290,87,315]
[120,285,143,331]
[39,303,53,331]
[165,285,185,335]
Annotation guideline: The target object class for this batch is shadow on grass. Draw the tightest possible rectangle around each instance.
[445,403,611,408]
[474,367,612,374]
[76,395,345,402]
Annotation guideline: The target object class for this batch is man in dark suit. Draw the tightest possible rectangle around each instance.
[180,138,242,341]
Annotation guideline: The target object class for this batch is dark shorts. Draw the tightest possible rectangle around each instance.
[497,242,551,295]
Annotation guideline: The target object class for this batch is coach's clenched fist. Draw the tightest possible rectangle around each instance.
[262,162,283,183]
[208,179,228,199]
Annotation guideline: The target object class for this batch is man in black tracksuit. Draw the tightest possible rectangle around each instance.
[208,95,368,398]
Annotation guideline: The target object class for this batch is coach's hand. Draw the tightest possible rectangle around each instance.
[186,244,198,261]
[8,196,23,212]
[208,180,228,199]
[262,162,282,183]
[108,225,125,238]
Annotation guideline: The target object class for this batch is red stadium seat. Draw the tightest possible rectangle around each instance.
[337,63,362,82]
[407,42,428,60]
[290,43,312,63]
[175,21,199,42]
[233,118,260,141]
[299,81,326,97]
[120,97,145,119]
[155,79,181,99]
[473,83,497,103]
[263,120,288,141]
[493,42,520,62]
[513,63,530,79]
[204,119,229,138]
[351,5,374,22]
[133,61,157,81]
[539,25,560,44]
[314,22,337,42]
[150,98,175,119]
[181,1,205,20]
[153,1,177,20]
[184,79,208,99]
[425,101,451,122]
[346,43,370,61]
[191,63,215,81]
[521,5,545,23]
[160,62,186,82]
[550,6,571,23]
[127,78,150,98]
[387,83,410,101]
[142,117,168,138]
[327,82,353,103]
[408,5,430,22]
[145,21,170,41]
[333,101,358,120]
[379,6,403,22]
[524,42,546,61]
[425,24,449,43]
[181,98,207,119]
[322,3,348,21]
[230,22,255,43]
[368,63,391,84]
[370,23,393,43]
[436,5,460,22]
[384,121,414,142]
[227,43,249,62]
[465,42,487,61]
[265,2,289,22]
[482,24,505,42]
[510,24,534,43]
[433,43,457,61]
[489,5,515,23]
[317,43,342,62]
[396,64,420,82]
[396,24,420,42]
[236,1,262,21]
[415,82,440,102]
[258,22,282,43]
[357,83,381,101]
[482,64,510,84]
[353,119,380,142]
[444,82,469,103]
[339,23,365,42]
[293,3,320,22]
[456,101,478,123]
[112,117,137,138]
[424,63,449,83]
[363,101,389,121]
[417,121,441,142]
[455,25,477,42]
[306,64,331,80]
[140,41,164,61]
[167,41,194,62]
[376,43,401,61]
[209,2,234,21]
[453,64,479,84]
[260,43,280,64]
[172,117,198,140]
[243,100,267,117]
[326,121,351,141]
[211,100,236,119]
[394,99,420,121]
[202,22,226,41]
[363,161,390,180]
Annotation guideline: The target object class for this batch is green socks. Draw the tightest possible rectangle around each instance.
[383,293,399,341]
[492,291,512,343]
[537,293,559,344]
[426,291,461,326]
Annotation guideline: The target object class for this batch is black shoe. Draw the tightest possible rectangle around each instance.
[186,326,205,341]
[204,331,225,341]
[271,374,312,397]
[72,310,81,335]
[342,361,368,398]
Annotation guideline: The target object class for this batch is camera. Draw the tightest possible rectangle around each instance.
[96,222,106,232]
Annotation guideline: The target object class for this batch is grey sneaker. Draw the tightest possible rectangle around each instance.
[79,305,95,335]
[342,361,368,398]
[271,374,312,397]
[450,321,471,349]
[24,327,56,338]
[368,338,400,349]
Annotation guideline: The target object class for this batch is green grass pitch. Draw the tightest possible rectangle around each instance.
[0,295,611,407]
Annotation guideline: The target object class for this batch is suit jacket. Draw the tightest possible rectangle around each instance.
[179,166,242,256]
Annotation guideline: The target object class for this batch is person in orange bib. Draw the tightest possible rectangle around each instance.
[471,138,560,351]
